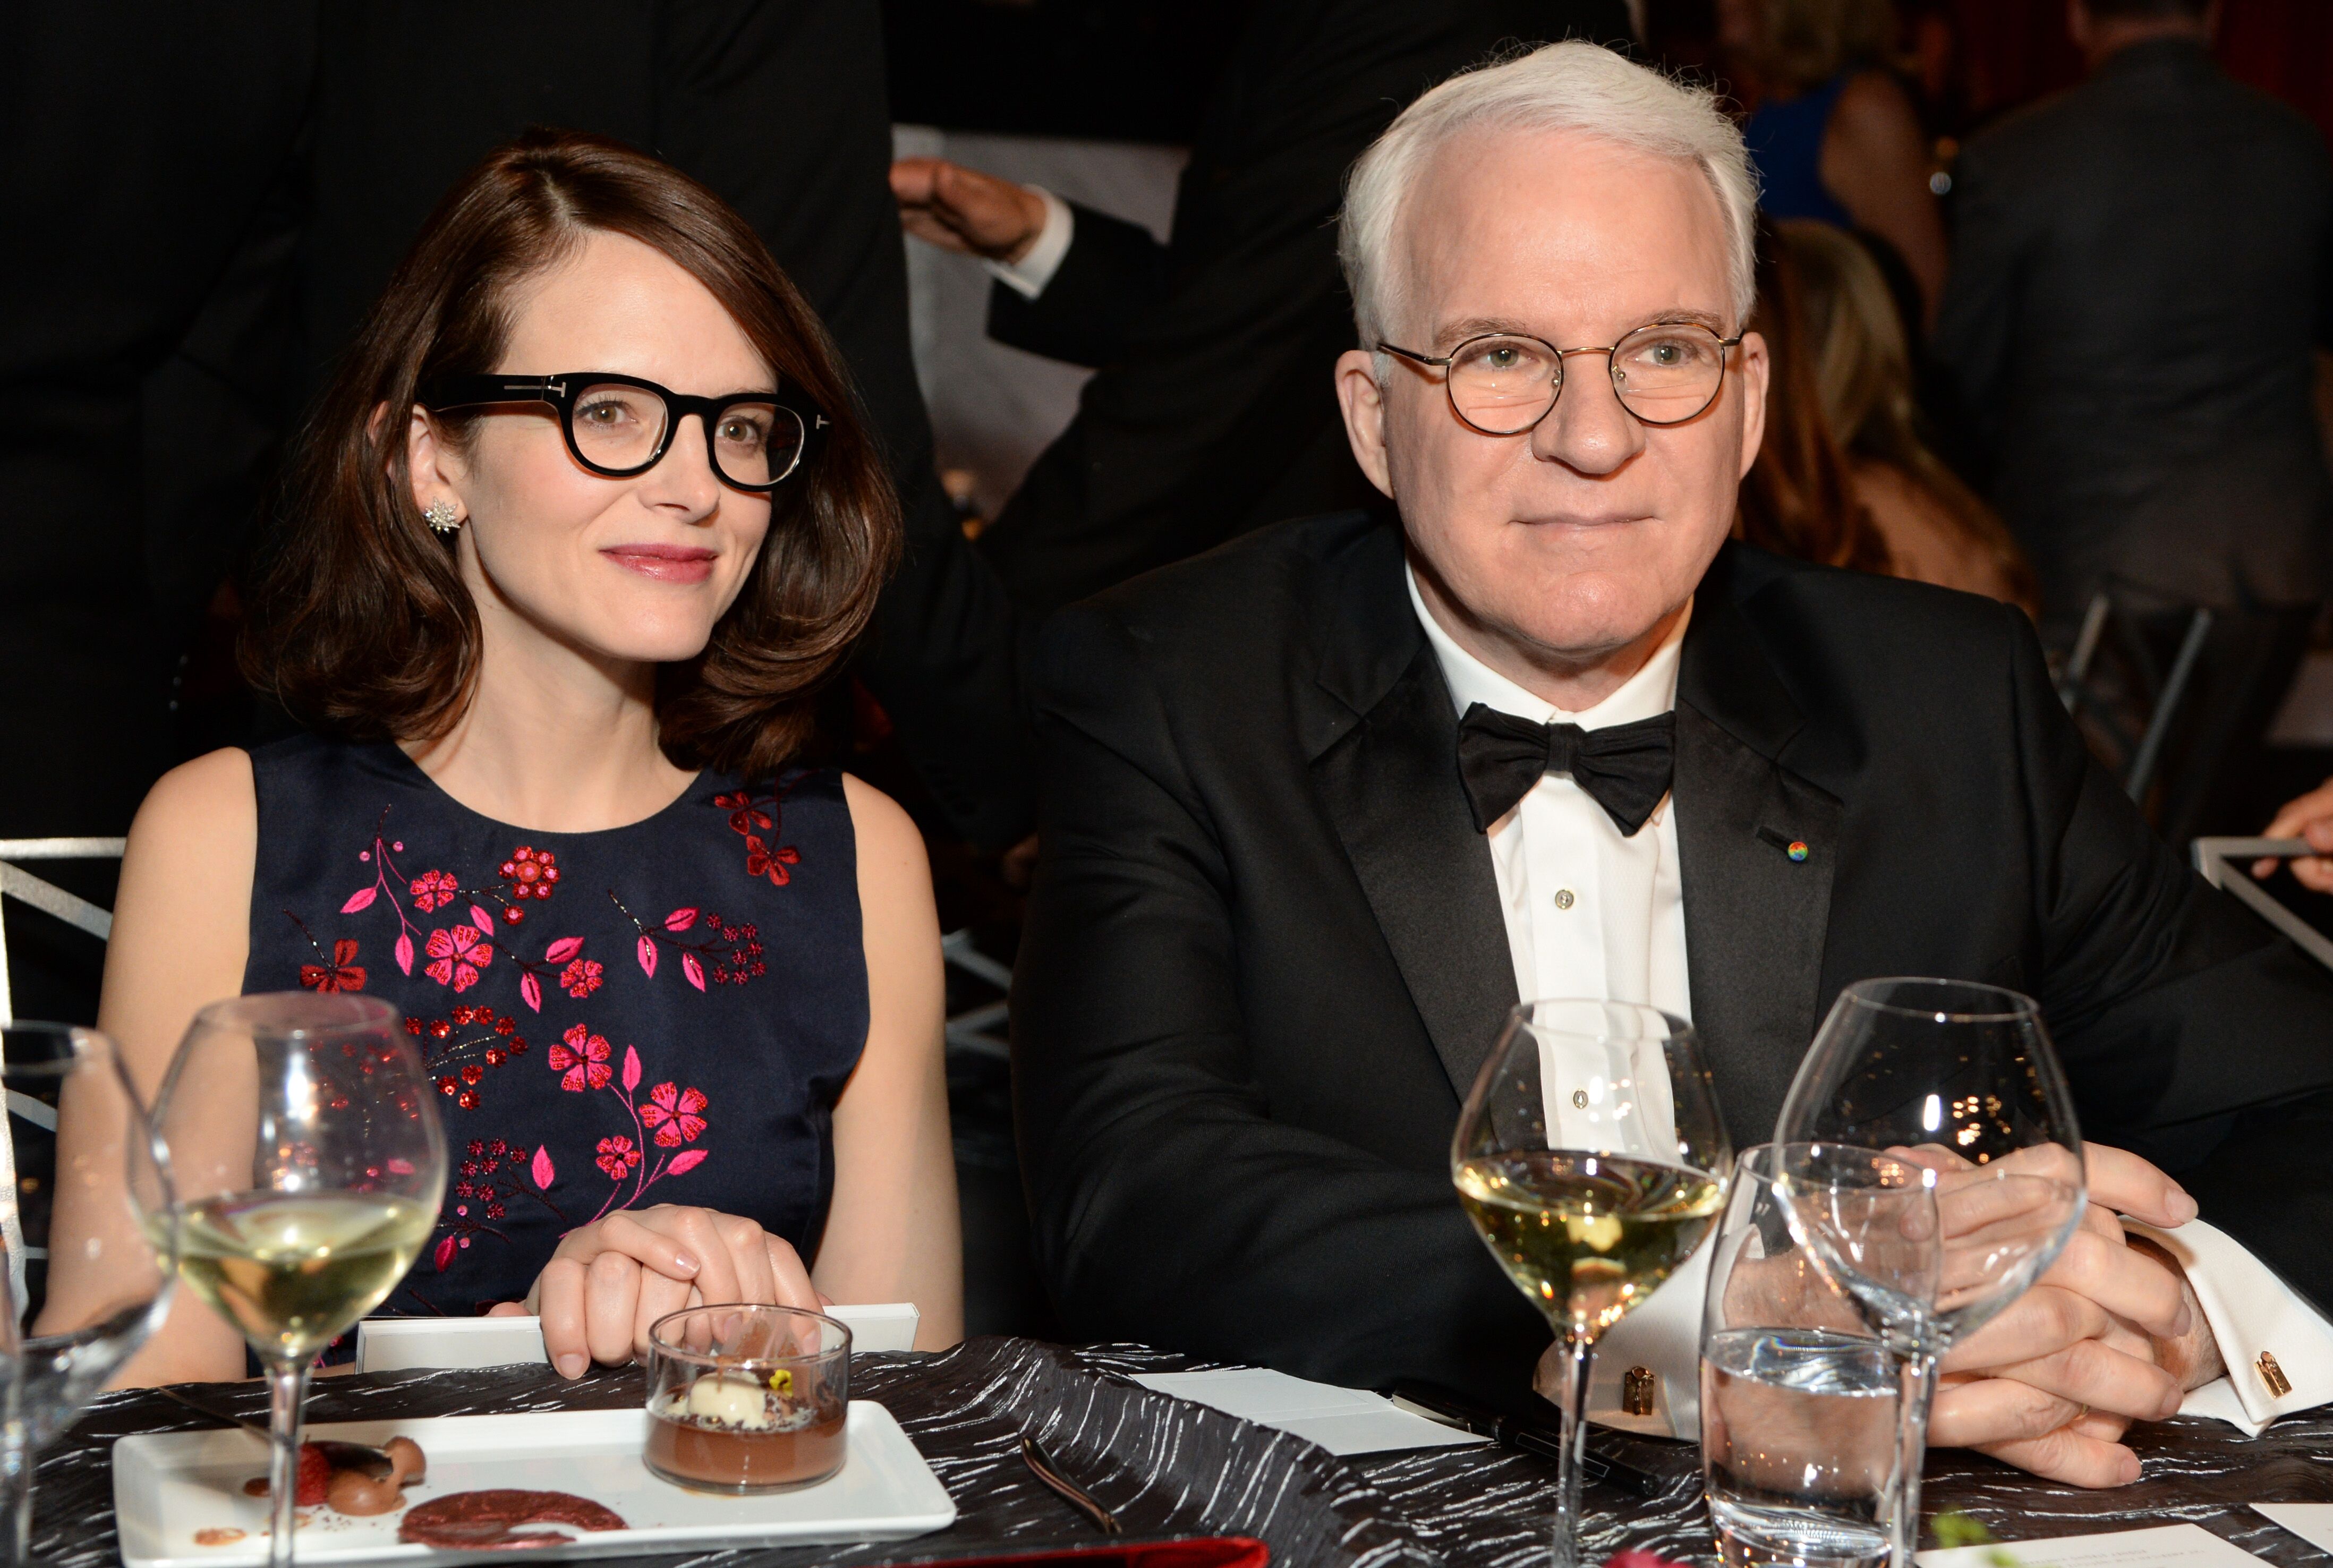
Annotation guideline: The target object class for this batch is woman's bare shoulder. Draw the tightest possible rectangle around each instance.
[133,747,257,837]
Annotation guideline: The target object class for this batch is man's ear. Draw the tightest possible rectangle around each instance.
[1334,348,1396,499]
[1733,331,1772,482]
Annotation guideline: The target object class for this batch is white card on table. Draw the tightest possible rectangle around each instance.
[1129,1367,1487,1457]
[2254,1504,2333,1555]
[1915,1522,2267,1566]
[352,1302,920,1373]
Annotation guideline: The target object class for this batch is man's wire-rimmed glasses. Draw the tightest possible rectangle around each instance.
[421,372,828,490]
[1377,322,1744,434]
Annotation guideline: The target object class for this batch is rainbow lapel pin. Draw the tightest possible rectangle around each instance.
[1757,826,1811,863]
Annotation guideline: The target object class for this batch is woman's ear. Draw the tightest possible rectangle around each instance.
[404,403,467,521]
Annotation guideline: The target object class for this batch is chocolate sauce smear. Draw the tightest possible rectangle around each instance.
[396,1490,626,1550]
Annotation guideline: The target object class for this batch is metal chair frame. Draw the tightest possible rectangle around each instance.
[2192,837,2333,973]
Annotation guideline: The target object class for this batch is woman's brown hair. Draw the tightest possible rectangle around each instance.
[241,129,900,781]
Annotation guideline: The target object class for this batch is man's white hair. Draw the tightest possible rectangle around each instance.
[1338,40,1759,351]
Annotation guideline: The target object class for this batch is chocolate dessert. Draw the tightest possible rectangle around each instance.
[397,1490,627,1550]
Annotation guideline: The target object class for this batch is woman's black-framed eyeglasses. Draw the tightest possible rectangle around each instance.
[1376,322,1744,434]
[420,372,828,490]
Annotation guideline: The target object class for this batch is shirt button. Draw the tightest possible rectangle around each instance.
[1553,889,1576,910]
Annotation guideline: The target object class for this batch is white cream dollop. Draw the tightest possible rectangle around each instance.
[683,1373,777,1429]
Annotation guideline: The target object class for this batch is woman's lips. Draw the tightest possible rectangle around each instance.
[601,543,717,584]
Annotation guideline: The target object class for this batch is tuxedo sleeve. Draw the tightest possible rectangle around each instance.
[2007,607,2333,1309]
[1013,604,1551,1401]
[985,201,1172,370]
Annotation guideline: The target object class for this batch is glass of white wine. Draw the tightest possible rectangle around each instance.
[1452,1000,1731,1568]
[151,994,446,1568]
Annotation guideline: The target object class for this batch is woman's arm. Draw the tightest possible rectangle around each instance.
[1822,70,1949,326]
[812,776,961,1348]
[55,748,258,1383]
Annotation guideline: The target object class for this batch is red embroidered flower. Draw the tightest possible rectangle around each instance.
[595,1135,642,1180]
[300,939,367,993]
[560,957,604,999]
[744,835,799,887]
[714,790,771,836]
[639,1083,709,1147]
[547,1024,612,1093]
[498,846,560,905]
[424,925,493,991]
[409,870,459,913]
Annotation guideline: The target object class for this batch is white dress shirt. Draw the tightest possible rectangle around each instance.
[1408,567,2333,1440]
[983,186,1075,300]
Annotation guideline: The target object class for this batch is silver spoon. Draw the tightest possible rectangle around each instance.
[155,1385,397,1480]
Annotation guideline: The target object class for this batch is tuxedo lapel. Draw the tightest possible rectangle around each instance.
[1305,525,1517,1100]
[1673,564,1843,1143]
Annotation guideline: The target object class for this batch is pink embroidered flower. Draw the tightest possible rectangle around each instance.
[639,1083,709,1147]
[560,957,604,999]
[595,1136,642,1180]
[547,1024,612,1093]
[410,869,459,913]
[424,925,493,991]
[498,846,561,904]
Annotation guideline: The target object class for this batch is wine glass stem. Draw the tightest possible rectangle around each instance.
[1889,1345,1940,1568]
[1549,1335,1594,1568]
[1,1428,31,1566]
[265,1356,311,1568]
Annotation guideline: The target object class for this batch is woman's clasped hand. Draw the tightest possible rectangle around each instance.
[491,1206,827,1378]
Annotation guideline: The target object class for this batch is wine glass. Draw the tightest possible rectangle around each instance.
[151,994,446,1568]
[0,1021,175,1564]
[1771,978,2086,1567]
[1452,1000,1732,1568]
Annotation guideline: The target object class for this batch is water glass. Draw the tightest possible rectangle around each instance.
[1701,1146,1906,1568]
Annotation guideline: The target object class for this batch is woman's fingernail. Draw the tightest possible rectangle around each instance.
[555,1354,586,1379]
[2167,1187,2199,1223]
[674,1250,700,1275]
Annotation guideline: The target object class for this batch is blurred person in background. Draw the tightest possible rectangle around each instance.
[890,0,1633,623]
[2260,776,2333,894]
[1784,218,2032,607]
[1721,0,1948,318]
[1934,0,2333,637]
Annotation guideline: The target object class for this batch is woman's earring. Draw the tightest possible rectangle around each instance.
[422,499,464,535]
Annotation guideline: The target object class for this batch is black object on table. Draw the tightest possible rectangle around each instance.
[37,1339,2333,1567]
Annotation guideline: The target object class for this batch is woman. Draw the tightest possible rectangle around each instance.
[1720,0,1947,320]
[61,130,963,1381]
[1783,218,2034,609]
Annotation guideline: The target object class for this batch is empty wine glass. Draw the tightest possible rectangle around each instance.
[152,994,446,1568]
[1772,979,2085,1567]
[1452,1000,1732,1568]
[3,1021,175,1564]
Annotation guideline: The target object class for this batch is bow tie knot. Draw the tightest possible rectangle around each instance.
[1455,704,1676,837]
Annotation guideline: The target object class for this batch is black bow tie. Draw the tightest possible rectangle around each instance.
[1455,704,1676,837]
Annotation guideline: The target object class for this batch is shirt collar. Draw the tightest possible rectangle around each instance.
[1406,561,1689,730]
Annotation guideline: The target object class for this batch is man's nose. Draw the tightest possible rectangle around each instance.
[1528,352,1645,475]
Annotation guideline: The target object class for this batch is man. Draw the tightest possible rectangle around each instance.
[1934,0,2332,628]
[890,0,1632,622]
[1014,40,2333,1488]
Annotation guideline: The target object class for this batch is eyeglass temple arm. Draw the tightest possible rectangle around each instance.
[1375,343,1449,367]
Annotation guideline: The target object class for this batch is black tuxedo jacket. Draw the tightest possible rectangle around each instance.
[975,0,1632,622]
[1014,512,2333,1402]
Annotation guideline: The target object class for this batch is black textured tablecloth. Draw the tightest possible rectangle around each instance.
[36,1338,2333,1567]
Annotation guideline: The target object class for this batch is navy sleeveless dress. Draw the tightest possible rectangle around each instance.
[1743,73,1855,226]
[241,735,869,1320]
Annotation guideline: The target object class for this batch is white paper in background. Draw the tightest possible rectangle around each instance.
[1128,1369,1488,1458]
[352,1302,921,1373]
[2253,1504,2333,1555]
[1914,1523,2268,1566]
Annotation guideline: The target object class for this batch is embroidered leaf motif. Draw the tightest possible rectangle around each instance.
[621,1045,642,1094]
[433,1235,457,1272]
[395,932,414,976]
[469,904,496,934]
[520,971,543,1013]
[667,1149,708,1177]
[544,936,584,964]
[342,887,377,914]
[532,1145,556,1190]
[682,953,705,992]
[664,908,698,933]
[636,934,658,977]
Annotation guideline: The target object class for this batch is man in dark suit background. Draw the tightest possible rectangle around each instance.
[890,0,1633,621]
[1014,39,2333,1489]
[1934,0,2333,628]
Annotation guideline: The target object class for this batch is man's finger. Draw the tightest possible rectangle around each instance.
[1973,1426,2142,1488]
[2038,1225,2191,1341]
[2083,1144,2198,1228]
[889,157,942,205]
[1931,1371,2083,1447]
[1943,1283,2106,1371]
[1963,1335,2182,1424]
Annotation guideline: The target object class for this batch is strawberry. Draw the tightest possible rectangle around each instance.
[295,1444,330,1506]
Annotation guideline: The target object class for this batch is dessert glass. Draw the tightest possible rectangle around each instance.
[644,1304,850,1494]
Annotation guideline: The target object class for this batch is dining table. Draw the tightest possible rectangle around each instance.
[39,1337,2333,1567]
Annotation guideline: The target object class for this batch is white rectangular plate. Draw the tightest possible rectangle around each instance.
[114,1402,956,1568]
[352,1304,922,1373]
